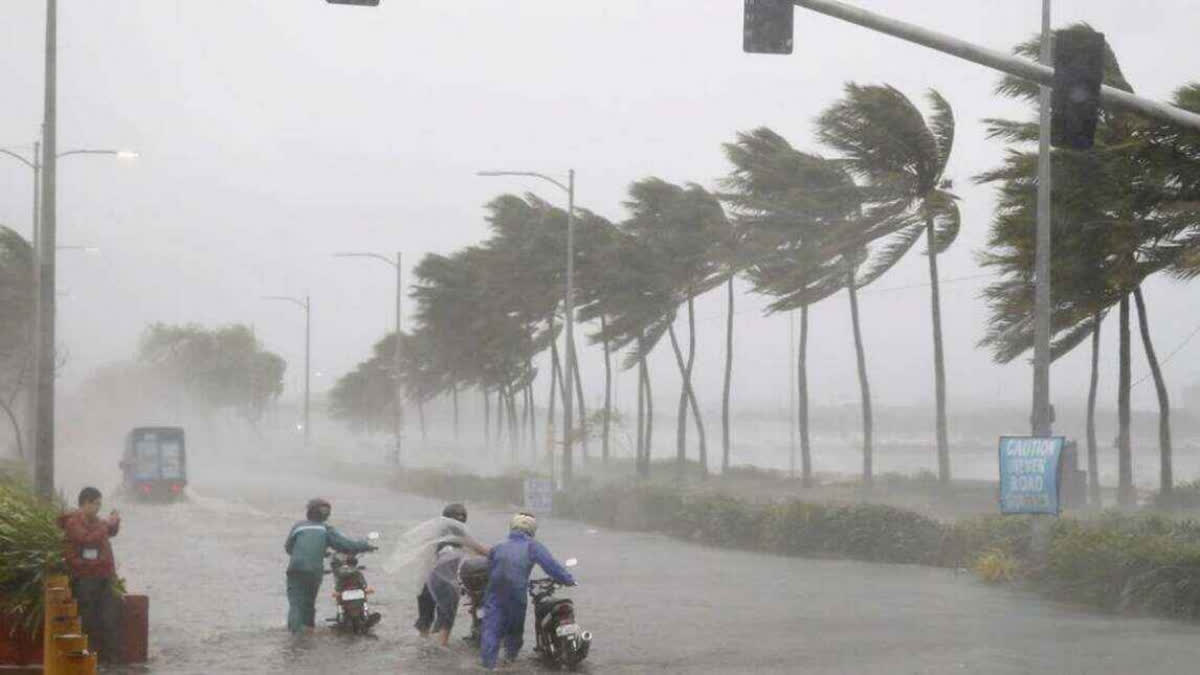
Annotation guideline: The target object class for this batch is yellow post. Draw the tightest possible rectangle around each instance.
[59,649,96,675]
[42,589,72,675]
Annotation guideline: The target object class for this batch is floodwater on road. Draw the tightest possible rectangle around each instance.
[58,452,1200,674]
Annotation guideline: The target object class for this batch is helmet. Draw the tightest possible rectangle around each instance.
[306,498,331,522]
[442,503,468,523]
[510,512,537,537]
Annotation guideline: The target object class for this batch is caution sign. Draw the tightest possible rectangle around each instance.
[523,477,554,514]
[998,436,1064,515]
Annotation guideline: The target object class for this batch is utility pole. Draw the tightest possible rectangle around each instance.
[1032,0,1054,437]
[35,0,58,497]
[789,311,797,480]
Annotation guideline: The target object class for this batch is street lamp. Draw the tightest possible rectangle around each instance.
[263,295,312,448]
[476,169,577,485]
[2,140,135,495]
[334,251,405,465]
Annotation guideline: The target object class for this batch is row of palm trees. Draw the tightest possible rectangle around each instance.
[332,81,963,486]
[331,27,1200,495]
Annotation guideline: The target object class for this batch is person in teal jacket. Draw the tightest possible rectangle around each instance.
[284,498,376,633]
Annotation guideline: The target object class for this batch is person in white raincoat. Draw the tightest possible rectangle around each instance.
[385,503,489,644]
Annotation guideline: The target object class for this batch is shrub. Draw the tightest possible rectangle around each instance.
[974,550,1021,583]
[0,467,67,638]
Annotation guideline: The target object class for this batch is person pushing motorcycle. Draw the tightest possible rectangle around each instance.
[480,512,575,670]
[284,498,376,633]
[415,502,490,645]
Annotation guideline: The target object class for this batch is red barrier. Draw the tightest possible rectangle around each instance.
[118,595,148,664]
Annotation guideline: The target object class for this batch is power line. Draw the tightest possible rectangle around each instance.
[1132,320,1200,389]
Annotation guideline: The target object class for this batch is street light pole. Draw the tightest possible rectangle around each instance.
[1032,0,1053,437]
[333,251,405,464]
[476,169,577,485]
[35,0,58,497]
[264,295,312,448]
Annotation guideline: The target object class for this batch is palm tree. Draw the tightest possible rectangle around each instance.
[815,84,960,485]
[979,25,1183,504]
[622,178,726,480]
[722,128,859,487]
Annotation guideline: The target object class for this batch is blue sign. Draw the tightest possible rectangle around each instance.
[998,436,1064,515]
[523,477,555,514]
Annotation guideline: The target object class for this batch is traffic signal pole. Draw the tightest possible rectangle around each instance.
[790,0,1200,133]
[1032,0,1053,438]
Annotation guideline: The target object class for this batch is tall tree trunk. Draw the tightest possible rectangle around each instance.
[1086,314,1101,506]
[483,388,490,450]
[722,276,734,473]
[571,342,589,462]
[799,302,812,487]
[496,388,505,450]
[1117,294,1134,507]
[926,219,951,484]
[673,319,689,481]
[452,383,460,442]
[0,398,24,461]
[847,265,873,489]
[417,397,427,446]
[510,385,520,454]
[667,320,707,481]
[636,342,646,475]
[642,339,655,477]
[1133,286,1172,497]
[548,334,560,449]
[687,295,707,476]
[527,381,537,465]
[601,315,612,464]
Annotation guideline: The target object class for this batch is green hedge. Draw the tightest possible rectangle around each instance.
[395,468,1200,621]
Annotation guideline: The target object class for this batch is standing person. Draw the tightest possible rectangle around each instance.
[414,503,490,643]
[284,498,376,633]
[58,487,121,664]
[480,512,575,670]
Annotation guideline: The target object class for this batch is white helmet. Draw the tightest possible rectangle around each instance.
[510,512,537,537]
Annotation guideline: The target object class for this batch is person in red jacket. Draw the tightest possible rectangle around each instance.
[58,486,121,664]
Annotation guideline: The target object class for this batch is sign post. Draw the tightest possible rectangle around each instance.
[998,436,1065,515]
[523,476,555,515]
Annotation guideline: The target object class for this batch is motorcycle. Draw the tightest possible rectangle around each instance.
[325,531,382,635]
[530,558,591,669]
[458,555,490,646]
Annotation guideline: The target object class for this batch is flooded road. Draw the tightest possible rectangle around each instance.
[61,453,1200,674]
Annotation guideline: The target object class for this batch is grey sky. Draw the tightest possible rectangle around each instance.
[2,0,1199,420]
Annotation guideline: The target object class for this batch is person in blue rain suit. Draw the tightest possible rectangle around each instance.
[480,512,575,670]
[284,497,377,633]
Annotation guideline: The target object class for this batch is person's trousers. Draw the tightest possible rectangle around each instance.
[286,571,323,633]
[480,596,526,669]
[71,577,120,663]
[414,584,436,633]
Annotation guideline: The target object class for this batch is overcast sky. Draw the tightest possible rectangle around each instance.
[3,0,1200,421]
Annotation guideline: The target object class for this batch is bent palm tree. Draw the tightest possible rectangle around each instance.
[816,84,960,485]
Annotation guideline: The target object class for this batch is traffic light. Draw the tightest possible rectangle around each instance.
[326,0,380,5]
[743,0,794,55]
[1051,28,1105,150]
